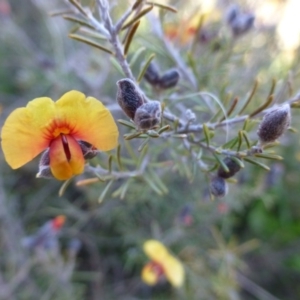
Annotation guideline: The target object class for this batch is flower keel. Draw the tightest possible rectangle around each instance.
[49,135,85,180]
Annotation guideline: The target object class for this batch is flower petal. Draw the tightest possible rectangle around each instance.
[162,255,185,288]
[1,97,55,168]
[49,135,84,180]
[143,240,169,263]
[141,263,160,286]
[55,90,119,151]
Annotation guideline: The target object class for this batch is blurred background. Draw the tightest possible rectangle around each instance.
[1,0,300,299]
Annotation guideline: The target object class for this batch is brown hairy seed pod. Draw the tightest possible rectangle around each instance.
[257,103,291,145]
[133,101,162,130]
[217,157,241,179]
[158,69,180,89]
[116,78,145,119]
[144,62,161,86]
[78,141,98,159]
[209,176,228,198]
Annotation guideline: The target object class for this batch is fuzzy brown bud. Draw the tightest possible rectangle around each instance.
[158,69,180,89]
[116,78,145,119]
[226,4,239,24]
[257,104,291,145]
[78,141,98,160]
[133,101,161,130]
[230,13,255,36]
[210,176,228,198]
[217,157,241,179]
[144,62,160,86]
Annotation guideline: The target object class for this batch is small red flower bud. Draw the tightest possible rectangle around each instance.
[133,101,162,130]
[116,78,145,119]
[257,104,291,145]
[210,176,228,198]
[217,157,241,179]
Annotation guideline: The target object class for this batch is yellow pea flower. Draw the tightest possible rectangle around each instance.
[1,90,119,180]
[141,239,185,288]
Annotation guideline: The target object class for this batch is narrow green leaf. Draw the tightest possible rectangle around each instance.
[222,137,238,149]
[148,168,168,194]
[267,78,277,99]
[203,123,211,147]
[242,118,249,131]
[249,95,274,118]
[144,174,163,195]
[118,119,136,129]
[122,5,154,30]
[49,10,74,17]
[137,143,149,168]
[124,131,143,140]
[145,1,177,13]
[58,178,73,197]
[213,153,229,173]
[129,47,146,67]
[147,130,160,138]
[219,97,239,122]
[117,144,123,171]
[68,0,88,16]
[254,153,283,160]
[238,79,259,115]
[112,180,131,199]
[124,20,140,56]
[68,34,113,54]
[230,156,245,169]
[158,125,170,134]
[137,53,156,83]
[108,155,113,173]
[132,0,143,10]
[237,131,243,152]
[98,180,114,203]
[138,137,150,152]
[241,131,251,149]
[125,140,138,160]
[263,141,280,149]
[244,157,270,171]
[63,15,94,28]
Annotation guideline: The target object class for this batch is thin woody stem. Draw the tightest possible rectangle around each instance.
[96,0,134,79]
[79,1,300,136]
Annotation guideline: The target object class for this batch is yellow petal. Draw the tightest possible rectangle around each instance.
[143,240,185,288]
[143,240,169,263]
[141,263,159,286]
[1,97,55,168]
[49,135,84,180]
[162,255,185,288]
[55,91,119,151]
